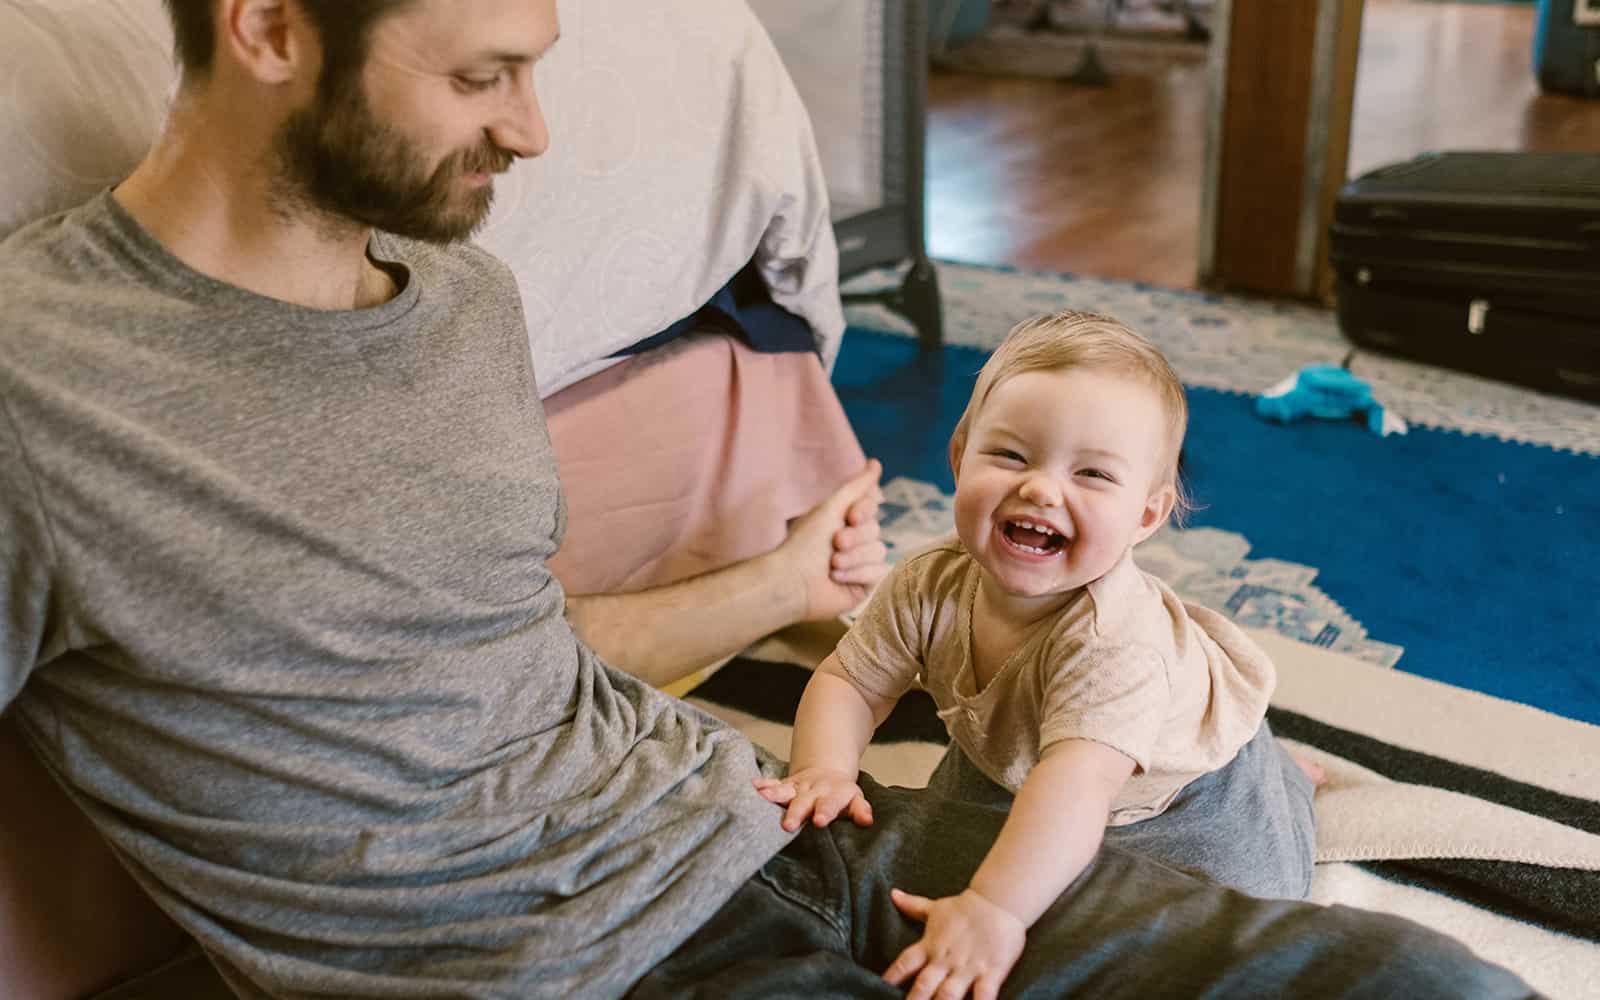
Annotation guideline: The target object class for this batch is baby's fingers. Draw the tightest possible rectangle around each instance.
[811,785,874,828]
[846,792,874,827]
[906,965,958,1000]
[805,792,849,828]
[972,970,1004,1000]
[751,778,796,805]
[890,887,933,923]
[782,790,826,832]
[882,940,928,987]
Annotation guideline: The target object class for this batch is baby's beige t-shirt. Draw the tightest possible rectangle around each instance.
[834,538,1274,825]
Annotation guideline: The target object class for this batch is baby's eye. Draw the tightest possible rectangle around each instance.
[1077,468,1118,483]
[985,449,1025,464]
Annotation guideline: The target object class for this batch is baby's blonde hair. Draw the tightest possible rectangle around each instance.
[948,310,1194,522]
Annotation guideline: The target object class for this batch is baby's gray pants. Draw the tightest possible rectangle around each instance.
[924,720,1317,900]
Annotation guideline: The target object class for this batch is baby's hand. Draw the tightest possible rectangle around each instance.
[882,887,1026,1000]
[752,767,873,832]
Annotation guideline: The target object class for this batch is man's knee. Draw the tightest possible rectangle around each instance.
[1285,904,1539,998]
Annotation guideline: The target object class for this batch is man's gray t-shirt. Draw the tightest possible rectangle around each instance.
[0,193,793,998]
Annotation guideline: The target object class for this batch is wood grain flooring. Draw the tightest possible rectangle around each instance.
[926,0,1600,289]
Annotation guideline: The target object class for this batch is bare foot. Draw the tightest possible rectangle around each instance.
[1292,753,1327,789]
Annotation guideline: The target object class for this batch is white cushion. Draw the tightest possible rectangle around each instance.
[0,0,176,241]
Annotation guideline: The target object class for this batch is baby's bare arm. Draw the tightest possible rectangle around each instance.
[792,652,898,768]
[970,738,1135,925]
[753,652,898,830]
[881,740,1136,1000]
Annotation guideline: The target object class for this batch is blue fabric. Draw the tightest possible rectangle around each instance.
[614,260,816,359]
[833,327,1600,726]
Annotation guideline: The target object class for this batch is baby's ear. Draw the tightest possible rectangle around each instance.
[1133,484,1176,545]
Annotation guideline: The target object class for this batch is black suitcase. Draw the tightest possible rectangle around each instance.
[1534,0,1600,98]
[1329,152,1600,401]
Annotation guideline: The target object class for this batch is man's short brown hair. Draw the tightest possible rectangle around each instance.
[162,0,414,87]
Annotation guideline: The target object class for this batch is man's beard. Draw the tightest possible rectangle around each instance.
[275,76,513,244]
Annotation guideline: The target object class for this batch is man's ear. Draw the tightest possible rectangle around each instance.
[218,0,312,86]
[1131,484,1176,546]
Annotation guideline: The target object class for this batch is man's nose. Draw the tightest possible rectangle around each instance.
[489,75,550,160]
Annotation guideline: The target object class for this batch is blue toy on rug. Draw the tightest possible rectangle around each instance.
[1256,365,1408,438]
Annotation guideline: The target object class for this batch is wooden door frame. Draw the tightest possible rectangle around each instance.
[1199,0,1365,302]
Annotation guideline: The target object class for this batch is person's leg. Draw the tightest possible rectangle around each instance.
[998,842,1541,999]
[922,742,1012,810]
[629,763,1015,1000]
[1104,720,1317,899]
[928,728,1315,898]
[625,823,901,999]
[635,777,1538,998]
[831,779,1537,999]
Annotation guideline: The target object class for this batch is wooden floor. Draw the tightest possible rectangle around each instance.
[926,0,1600,289]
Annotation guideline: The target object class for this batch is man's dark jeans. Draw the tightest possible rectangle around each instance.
[628,777,1539,999]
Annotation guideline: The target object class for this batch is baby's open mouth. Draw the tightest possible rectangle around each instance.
[1003,519,1066,555]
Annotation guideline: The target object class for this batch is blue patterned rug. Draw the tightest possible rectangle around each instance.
[837,262,1600,726]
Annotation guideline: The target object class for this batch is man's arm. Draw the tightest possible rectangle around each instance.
[563,461,888,688]
[0,408,52,711]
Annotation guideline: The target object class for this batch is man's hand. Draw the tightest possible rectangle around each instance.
[772,459,888,621]
[752,766,874,832]
[882,888,1027,1000]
